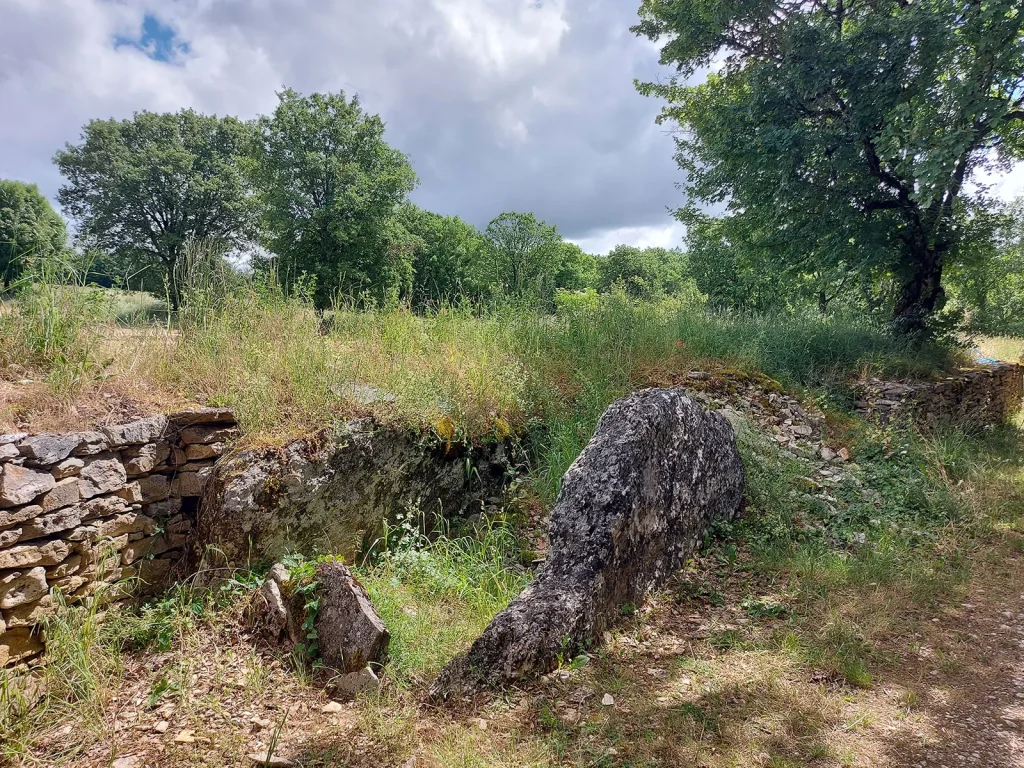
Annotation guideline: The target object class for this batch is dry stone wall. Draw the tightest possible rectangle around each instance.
[854,363,1023,428]
[0,408,237,667]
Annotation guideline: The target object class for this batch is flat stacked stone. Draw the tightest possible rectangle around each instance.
[0,407,237,667]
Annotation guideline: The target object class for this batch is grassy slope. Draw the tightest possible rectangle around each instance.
[2,286,1021,767]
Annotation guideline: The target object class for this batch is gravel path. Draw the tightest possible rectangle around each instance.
[902,587,1024,767]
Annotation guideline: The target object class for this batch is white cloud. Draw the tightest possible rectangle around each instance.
[0,0,685,240]
[569,221,686,255]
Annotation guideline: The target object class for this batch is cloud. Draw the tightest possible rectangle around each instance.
[0,0,686,250]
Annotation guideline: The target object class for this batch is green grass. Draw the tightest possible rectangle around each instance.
[359,517,532,685]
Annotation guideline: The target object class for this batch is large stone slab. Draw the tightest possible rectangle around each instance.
[78,455,127,499]
[195,419,514,565]
[429,388,746,700]
[101,416,168,448]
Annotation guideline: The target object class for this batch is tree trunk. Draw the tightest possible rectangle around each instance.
[891,240,944,338]
[818,290,828,315]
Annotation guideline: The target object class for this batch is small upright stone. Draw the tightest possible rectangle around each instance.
[40,478,81,513]
[314,561,389,673]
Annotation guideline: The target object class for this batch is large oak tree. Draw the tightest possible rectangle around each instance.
[635,0,1024,335]
[54,110,255,307]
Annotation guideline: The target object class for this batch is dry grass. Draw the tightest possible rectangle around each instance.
[974,335,1024,362]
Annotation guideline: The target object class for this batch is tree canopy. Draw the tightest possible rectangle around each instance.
[53,109,255,306]
[597,245,690,299]
[635,0,1024,335]
[252,89,419,307]
[0,180,67,288]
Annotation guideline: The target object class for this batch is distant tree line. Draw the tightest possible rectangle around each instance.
[0,89,695,312]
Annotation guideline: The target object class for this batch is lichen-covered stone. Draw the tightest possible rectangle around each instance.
[78,455,127,499]
[101,416,168,448]
[18,434,82,465]
[195,420,513,565]
[0,567,48,609]
[0,464,56,508]
[314,562,389,673]
[429,388,746,700]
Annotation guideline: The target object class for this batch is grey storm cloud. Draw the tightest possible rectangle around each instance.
[0,0,688,251]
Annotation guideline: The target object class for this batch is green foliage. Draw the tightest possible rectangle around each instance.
[945,197,1024,336]
[0,179,68,289]
[483,211,564,302]
[359,517,531,684]
[596,244,694,299]
[399,205,489,308]
[0,254,112,394]
[635,0,1024,335]
[252,89,419,307]
[53,109,255,308]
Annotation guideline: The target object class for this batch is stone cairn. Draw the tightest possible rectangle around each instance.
[854,362,1023,429]
[0,408,237,667]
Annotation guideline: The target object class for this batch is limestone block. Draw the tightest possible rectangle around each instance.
[4,595,55,628]
[138,558,171,585]
[0,627,44,666]
[115,482,144,503]
[167,408,236,428]
[0,504,41,531]
[0,444,18,461]
[18,434,82,465]
[78,455,127,500]
[179,426,237,445]
[0,433,27,446]
[0,525,21,547]
[71,432,109,456]
[19,505,88,542]
[121,536,157,565]
[52,457,85,479]
[122,442,171,476]
[314,562,390,673]
[184,442,225,461]
[101,416,168,448]
[171,470,208,498]
[0,539,70,570]
[40,478,81,514]
[138,475,170,503]
[0,465,56,508]
[46,555,81,580]
[0,567,48,609]
[143,498,182,519]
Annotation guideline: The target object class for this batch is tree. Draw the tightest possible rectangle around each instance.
[400,206,488,308]
[252,89,419,307]
[483,212,563,299]
[635,0,1024,335]
[597,244,691,299]
[0,180,67,288]
[945,198,1024,335]
[551,242,599,293]
[54,110,255,307]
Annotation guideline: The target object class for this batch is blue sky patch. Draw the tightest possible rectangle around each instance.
[113,14,189,63]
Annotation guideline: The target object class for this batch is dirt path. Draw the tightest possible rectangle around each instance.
[889,553,1024,767]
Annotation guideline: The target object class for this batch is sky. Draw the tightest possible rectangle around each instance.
[1,0,1021,256]
[0,0,691,254]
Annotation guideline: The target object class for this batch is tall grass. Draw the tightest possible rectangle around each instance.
[0,255,112,395]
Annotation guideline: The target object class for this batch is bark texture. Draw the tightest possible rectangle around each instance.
[429,388,745,701]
